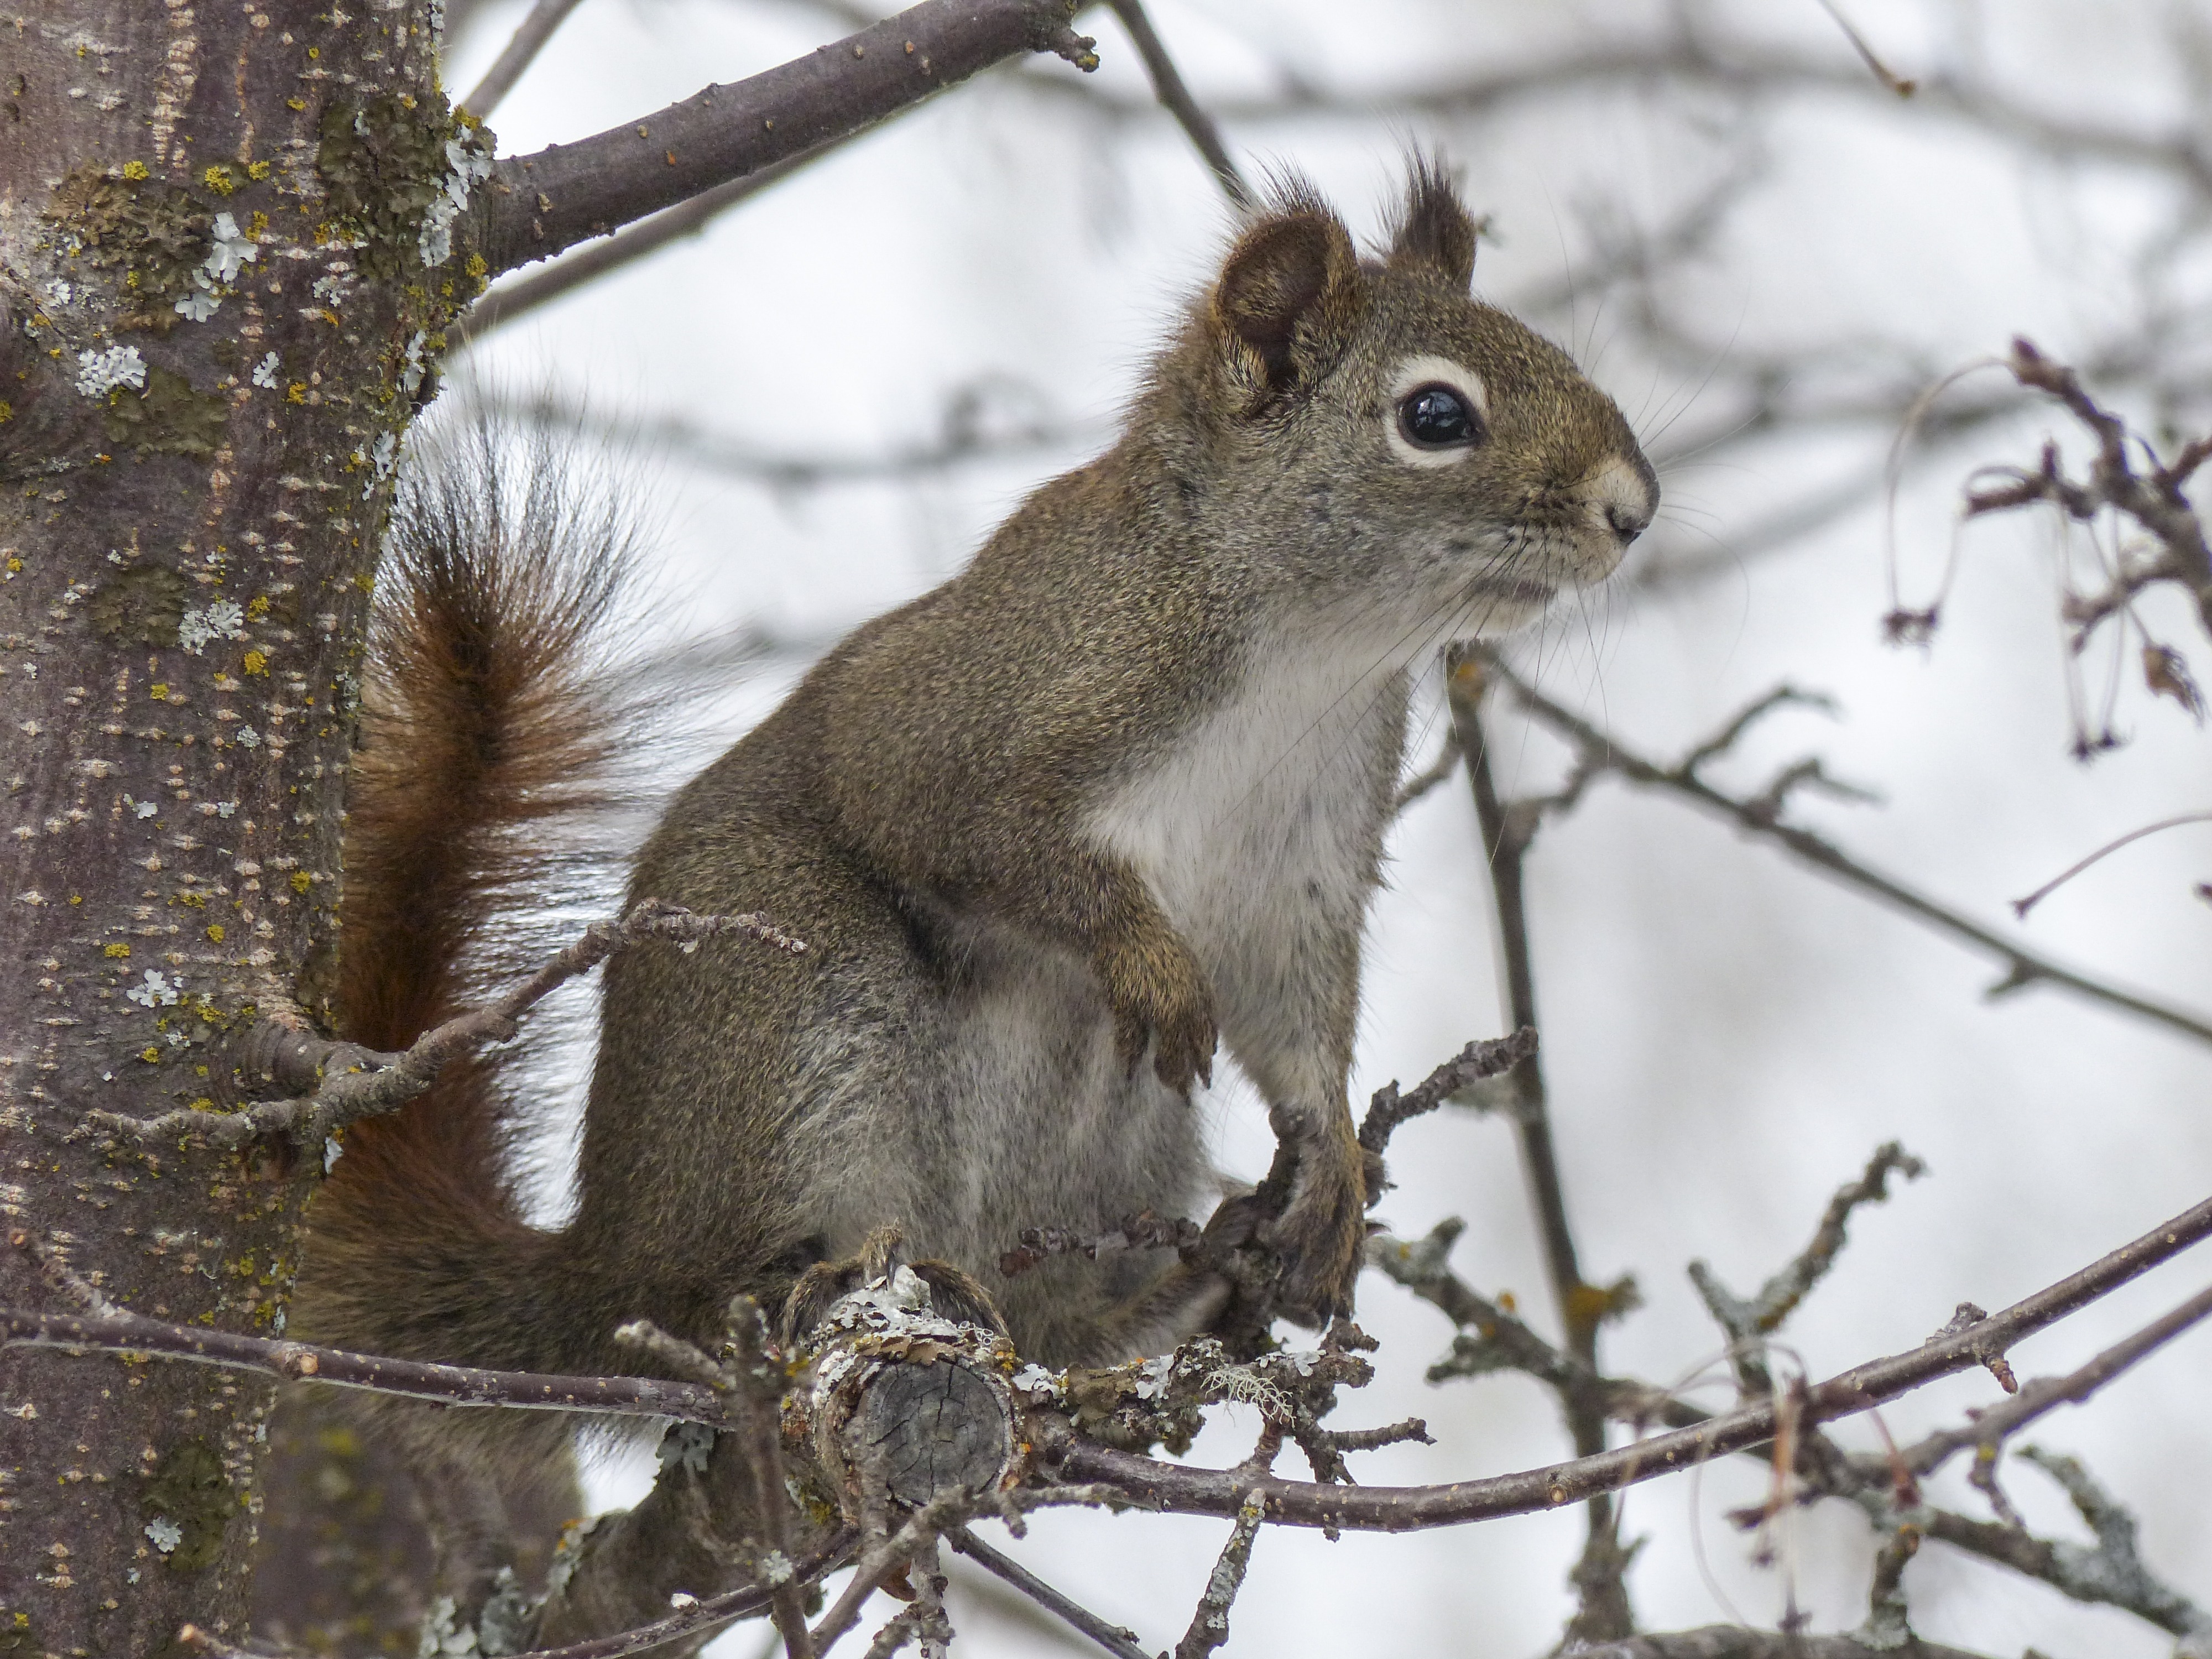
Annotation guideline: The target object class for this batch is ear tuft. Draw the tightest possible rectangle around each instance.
[1211,184,1361,397]
[1387,154,1478,291]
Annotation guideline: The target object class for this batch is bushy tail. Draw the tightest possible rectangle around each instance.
[294,425,649,1380]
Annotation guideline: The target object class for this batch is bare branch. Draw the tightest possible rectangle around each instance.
[1103,0,1249,205]
[460,0,588,121]
[1444,644,1631,1640]
[2006,1449,2212,1651]
[1997,339,2212,641]
[500,383,1091,487]
[1688,1141,1927,1392]
[473,0,1099,276]
[186,1532,857,1659]
[1390,733,1461,815]
[1172,1489,1266,1659]
[0,1296,729,1425]
[1812,0,1919,97]
[1477,649,2212,1050]
[460,148,829,343]
[2012,810,2212,917]
[945,1525,1152,1659]
[1902,1281,2212,1479]
[81,900,800,1152]
[1372,1220,2212,1640]
[1568,1627,1990,1658]
[1358,1028,1539,1159]
[1050,1188,2212,1531]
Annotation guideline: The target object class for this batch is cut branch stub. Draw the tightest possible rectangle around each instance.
[788,1264,1027,1530]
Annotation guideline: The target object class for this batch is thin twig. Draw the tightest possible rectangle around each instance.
[945,1525,1152,1659]
[459,0,588,119]
[1371,1221,2211,1641]
[808,1490,979,1656]
[1476,649,2212,1050]
[181,1531,858,1659]
[461,148,829,344]
[1391,733,1462,814]
[1444,644,1631,1641]
[1052,1188,2212,1530]
[1812,0,1918,96]
[0,1294,729,1425]
[1688,1141,1926,1394]
[1901,1281,2212,1478]
[1172,1489,1266,1659]
[498,382,1093,483]
[2012,811,2212,917]
[728,1300,817,1659]
[81,900,801,1151]
[1104,0,1249,205]
[1357,1027,1538,1158]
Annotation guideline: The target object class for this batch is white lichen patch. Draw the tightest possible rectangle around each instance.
[360,429,399,499]
[1011,1363,1063,1400]
[125,969,180,1009]
[654,1418,716,1475]
[178,599,247,654]
[419,132,494,268]
[174,212,259,321]
[252,352,282,389]
[399,330,429,396]
[144,1516,182,1553]
[76,345,147,397]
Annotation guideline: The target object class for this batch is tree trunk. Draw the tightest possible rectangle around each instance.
[1,1,472,1646]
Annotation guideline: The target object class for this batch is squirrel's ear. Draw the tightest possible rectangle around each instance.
[1211,197,1363,399]
[1386,156,1477,291]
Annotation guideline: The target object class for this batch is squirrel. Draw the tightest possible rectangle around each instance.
[293,158,1654,1491]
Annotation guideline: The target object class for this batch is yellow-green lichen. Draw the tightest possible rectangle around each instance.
[315,93,460,284]
[90,563,187,645]
[44,168,213,335]
[102,366,229,457]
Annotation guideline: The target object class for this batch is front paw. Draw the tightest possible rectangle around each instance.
[1263,1124,1367,1324]
[1099,931,1218,1094]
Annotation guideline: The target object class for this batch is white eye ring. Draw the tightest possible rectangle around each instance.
[1385,354,1488,469]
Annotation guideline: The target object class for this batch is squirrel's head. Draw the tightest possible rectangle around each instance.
[1149,160,1656,639]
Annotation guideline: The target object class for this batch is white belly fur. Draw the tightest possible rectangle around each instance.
[1086,630,1408,1102]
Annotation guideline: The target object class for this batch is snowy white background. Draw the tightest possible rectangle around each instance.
[442,3,2212,1653]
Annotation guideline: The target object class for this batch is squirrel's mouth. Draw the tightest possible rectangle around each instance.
[1475,577,1557,607]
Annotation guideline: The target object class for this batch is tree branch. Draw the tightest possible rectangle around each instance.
[0,1298,729,1425]
[1444,644,1633,1642]
[80,900,801,1152]
[1050,1189,2212,1530]
[474,0,1099,276]
[1475,649,2212,1050]
[460,147,829,344]
[1568,1630,1990,1659]
[1103,0,1248,205]
[460,0,589,121]
[945,1525,1152,1659]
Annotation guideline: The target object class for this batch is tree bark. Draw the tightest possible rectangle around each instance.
[0,2,1081,1650]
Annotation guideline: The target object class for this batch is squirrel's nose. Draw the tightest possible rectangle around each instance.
[1604,501,1650,546]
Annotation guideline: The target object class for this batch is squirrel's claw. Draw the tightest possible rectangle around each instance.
[1100,930,1218,1095]
[1261,1122,1368,1324]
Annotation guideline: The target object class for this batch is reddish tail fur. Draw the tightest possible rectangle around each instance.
[295,430,646,1381]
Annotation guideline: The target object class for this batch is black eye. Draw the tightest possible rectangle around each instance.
[1397,383,1481,448]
